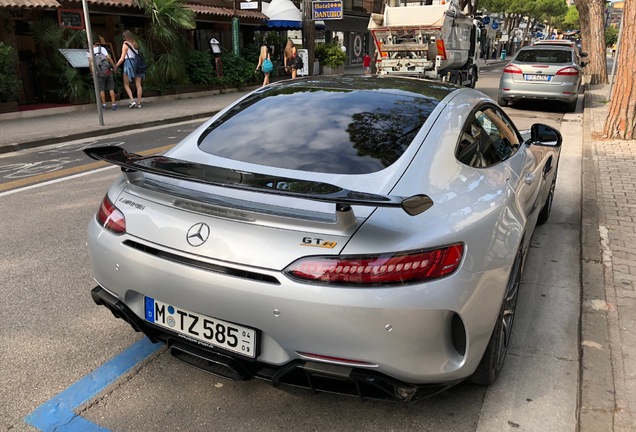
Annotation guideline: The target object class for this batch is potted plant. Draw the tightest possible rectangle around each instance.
[0,42,20,112]
[316,43,346,75]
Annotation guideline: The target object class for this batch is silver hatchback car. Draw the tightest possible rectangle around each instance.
[498,45,586,112]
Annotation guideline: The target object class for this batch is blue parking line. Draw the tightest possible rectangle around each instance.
[25,337,162,431]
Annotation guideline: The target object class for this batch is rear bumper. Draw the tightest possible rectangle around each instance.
[91,285,460,402]
[87,218,510,391]
[499,79,580,103]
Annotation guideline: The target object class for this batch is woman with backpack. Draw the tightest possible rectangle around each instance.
[115,30,145,109]
[255,45,273,87]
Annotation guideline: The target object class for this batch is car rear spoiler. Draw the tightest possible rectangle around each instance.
[84,146,433,216]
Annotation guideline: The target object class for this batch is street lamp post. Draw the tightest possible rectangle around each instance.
[81,0,104,126]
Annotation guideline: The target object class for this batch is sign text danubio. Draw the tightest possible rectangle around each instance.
[312,1,343,20]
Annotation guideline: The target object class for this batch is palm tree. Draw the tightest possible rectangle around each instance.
[135,0,196,86]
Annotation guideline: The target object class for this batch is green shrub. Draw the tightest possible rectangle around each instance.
[0,42,20,102]
[185,50,215,85]
[315,43,346,68]
[216,52,259,89]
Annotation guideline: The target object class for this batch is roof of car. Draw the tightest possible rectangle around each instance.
[533,40,576,46]
[263,75,458,102]
[520,45,574,51]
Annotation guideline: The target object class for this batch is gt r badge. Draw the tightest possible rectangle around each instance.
[186,223,210,247]
[301,237,337,248]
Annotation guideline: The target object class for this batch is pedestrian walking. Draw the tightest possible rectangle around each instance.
[115,30,144,109]
[255,45,273,87]
[284,39,301,79]
[87,42,118,110]
[363,53,371,75]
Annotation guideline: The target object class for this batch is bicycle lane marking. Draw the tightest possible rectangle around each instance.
[25,337,162,432]
[0,144,174,192]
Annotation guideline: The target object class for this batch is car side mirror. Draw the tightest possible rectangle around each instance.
[530,124,562,147]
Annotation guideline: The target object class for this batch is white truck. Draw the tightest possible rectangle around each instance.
[368,0,480,87]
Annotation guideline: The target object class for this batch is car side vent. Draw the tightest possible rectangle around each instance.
[122,240,281,285]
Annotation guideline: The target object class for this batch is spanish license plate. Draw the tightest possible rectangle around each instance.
[144,296,256,358]
[525,74,551,81]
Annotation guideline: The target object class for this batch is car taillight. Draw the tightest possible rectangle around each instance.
[556,67,579,76]
[284,243,464,286]
[503,64,522,74]
[97,195,126,234]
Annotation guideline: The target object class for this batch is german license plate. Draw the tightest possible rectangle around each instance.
[144,296,256,358]
[525,74,550,81]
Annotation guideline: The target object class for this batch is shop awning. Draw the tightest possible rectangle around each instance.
[188,3,267,20]
[0,0,61,8]
[262,0,302,29]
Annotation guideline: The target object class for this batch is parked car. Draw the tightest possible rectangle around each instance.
[498,45,587,112]
[84,75,562,402]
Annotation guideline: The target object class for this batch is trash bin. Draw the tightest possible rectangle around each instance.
[500,49,506,60]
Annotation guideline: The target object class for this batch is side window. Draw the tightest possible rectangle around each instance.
[456,119,492,167]
[456,107,521,168]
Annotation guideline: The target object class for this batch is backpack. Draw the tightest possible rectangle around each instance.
[293,55,303,70]
[127,43,148,75]
[94,50,112,79]
[262,56,273,73]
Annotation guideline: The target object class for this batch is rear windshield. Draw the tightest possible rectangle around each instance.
[197,87,440,174]
[515,49,573,63]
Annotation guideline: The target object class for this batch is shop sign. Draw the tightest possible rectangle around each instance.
[58,9,84,30]
[312,1,343,20]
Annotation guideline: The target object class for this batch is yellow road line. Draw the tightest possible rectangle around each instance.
[0,144,174,192]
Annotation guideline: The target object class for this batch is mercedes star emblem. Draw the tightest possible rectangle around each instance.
[186,222,210,247]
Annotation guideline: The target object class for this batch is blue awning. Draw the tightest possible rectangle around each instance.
[266,19,302,29]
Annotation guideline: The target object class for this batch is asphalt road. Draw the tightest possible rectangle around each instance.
[0,69,583,432]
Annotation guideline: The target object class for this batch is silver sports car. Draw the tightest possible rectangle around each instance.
[85,75,562,402]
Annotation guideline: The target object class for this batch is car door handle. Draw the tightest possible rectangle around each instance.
[525,173,535,184]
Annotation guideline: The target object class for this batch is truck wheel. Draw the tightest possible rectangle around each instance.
[497,96,508,107]
[469,68,477,88]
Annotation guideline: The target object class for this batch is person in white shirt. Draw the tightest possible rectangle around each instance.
[87,42,118,110]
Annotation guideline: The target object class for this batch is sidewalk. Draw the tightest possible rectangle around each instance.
[0,87,259,154]
[580,84,636,432]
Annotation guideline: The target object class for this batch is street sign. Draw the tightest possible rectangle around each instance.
[492,20,499,30]
[482,16,490,25]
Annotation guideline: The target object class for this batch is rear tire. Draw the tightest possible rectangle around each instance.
[565,99,577,112]
[537,176,557,225]
[497,96,508,107]
[469,250,522,386]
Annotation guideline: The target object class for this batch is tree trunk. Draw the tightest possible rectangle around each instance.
[578,0,609,85]
[603,0,636,139]
[577,1,591,54]
[302,0,315,75]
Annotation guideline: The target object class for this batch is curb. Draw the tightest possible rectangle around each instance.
[0,111,217,155]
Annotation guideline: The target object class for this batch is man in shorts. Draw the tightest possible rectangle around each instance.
[363,53,371,74]
[87,42,118,110]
